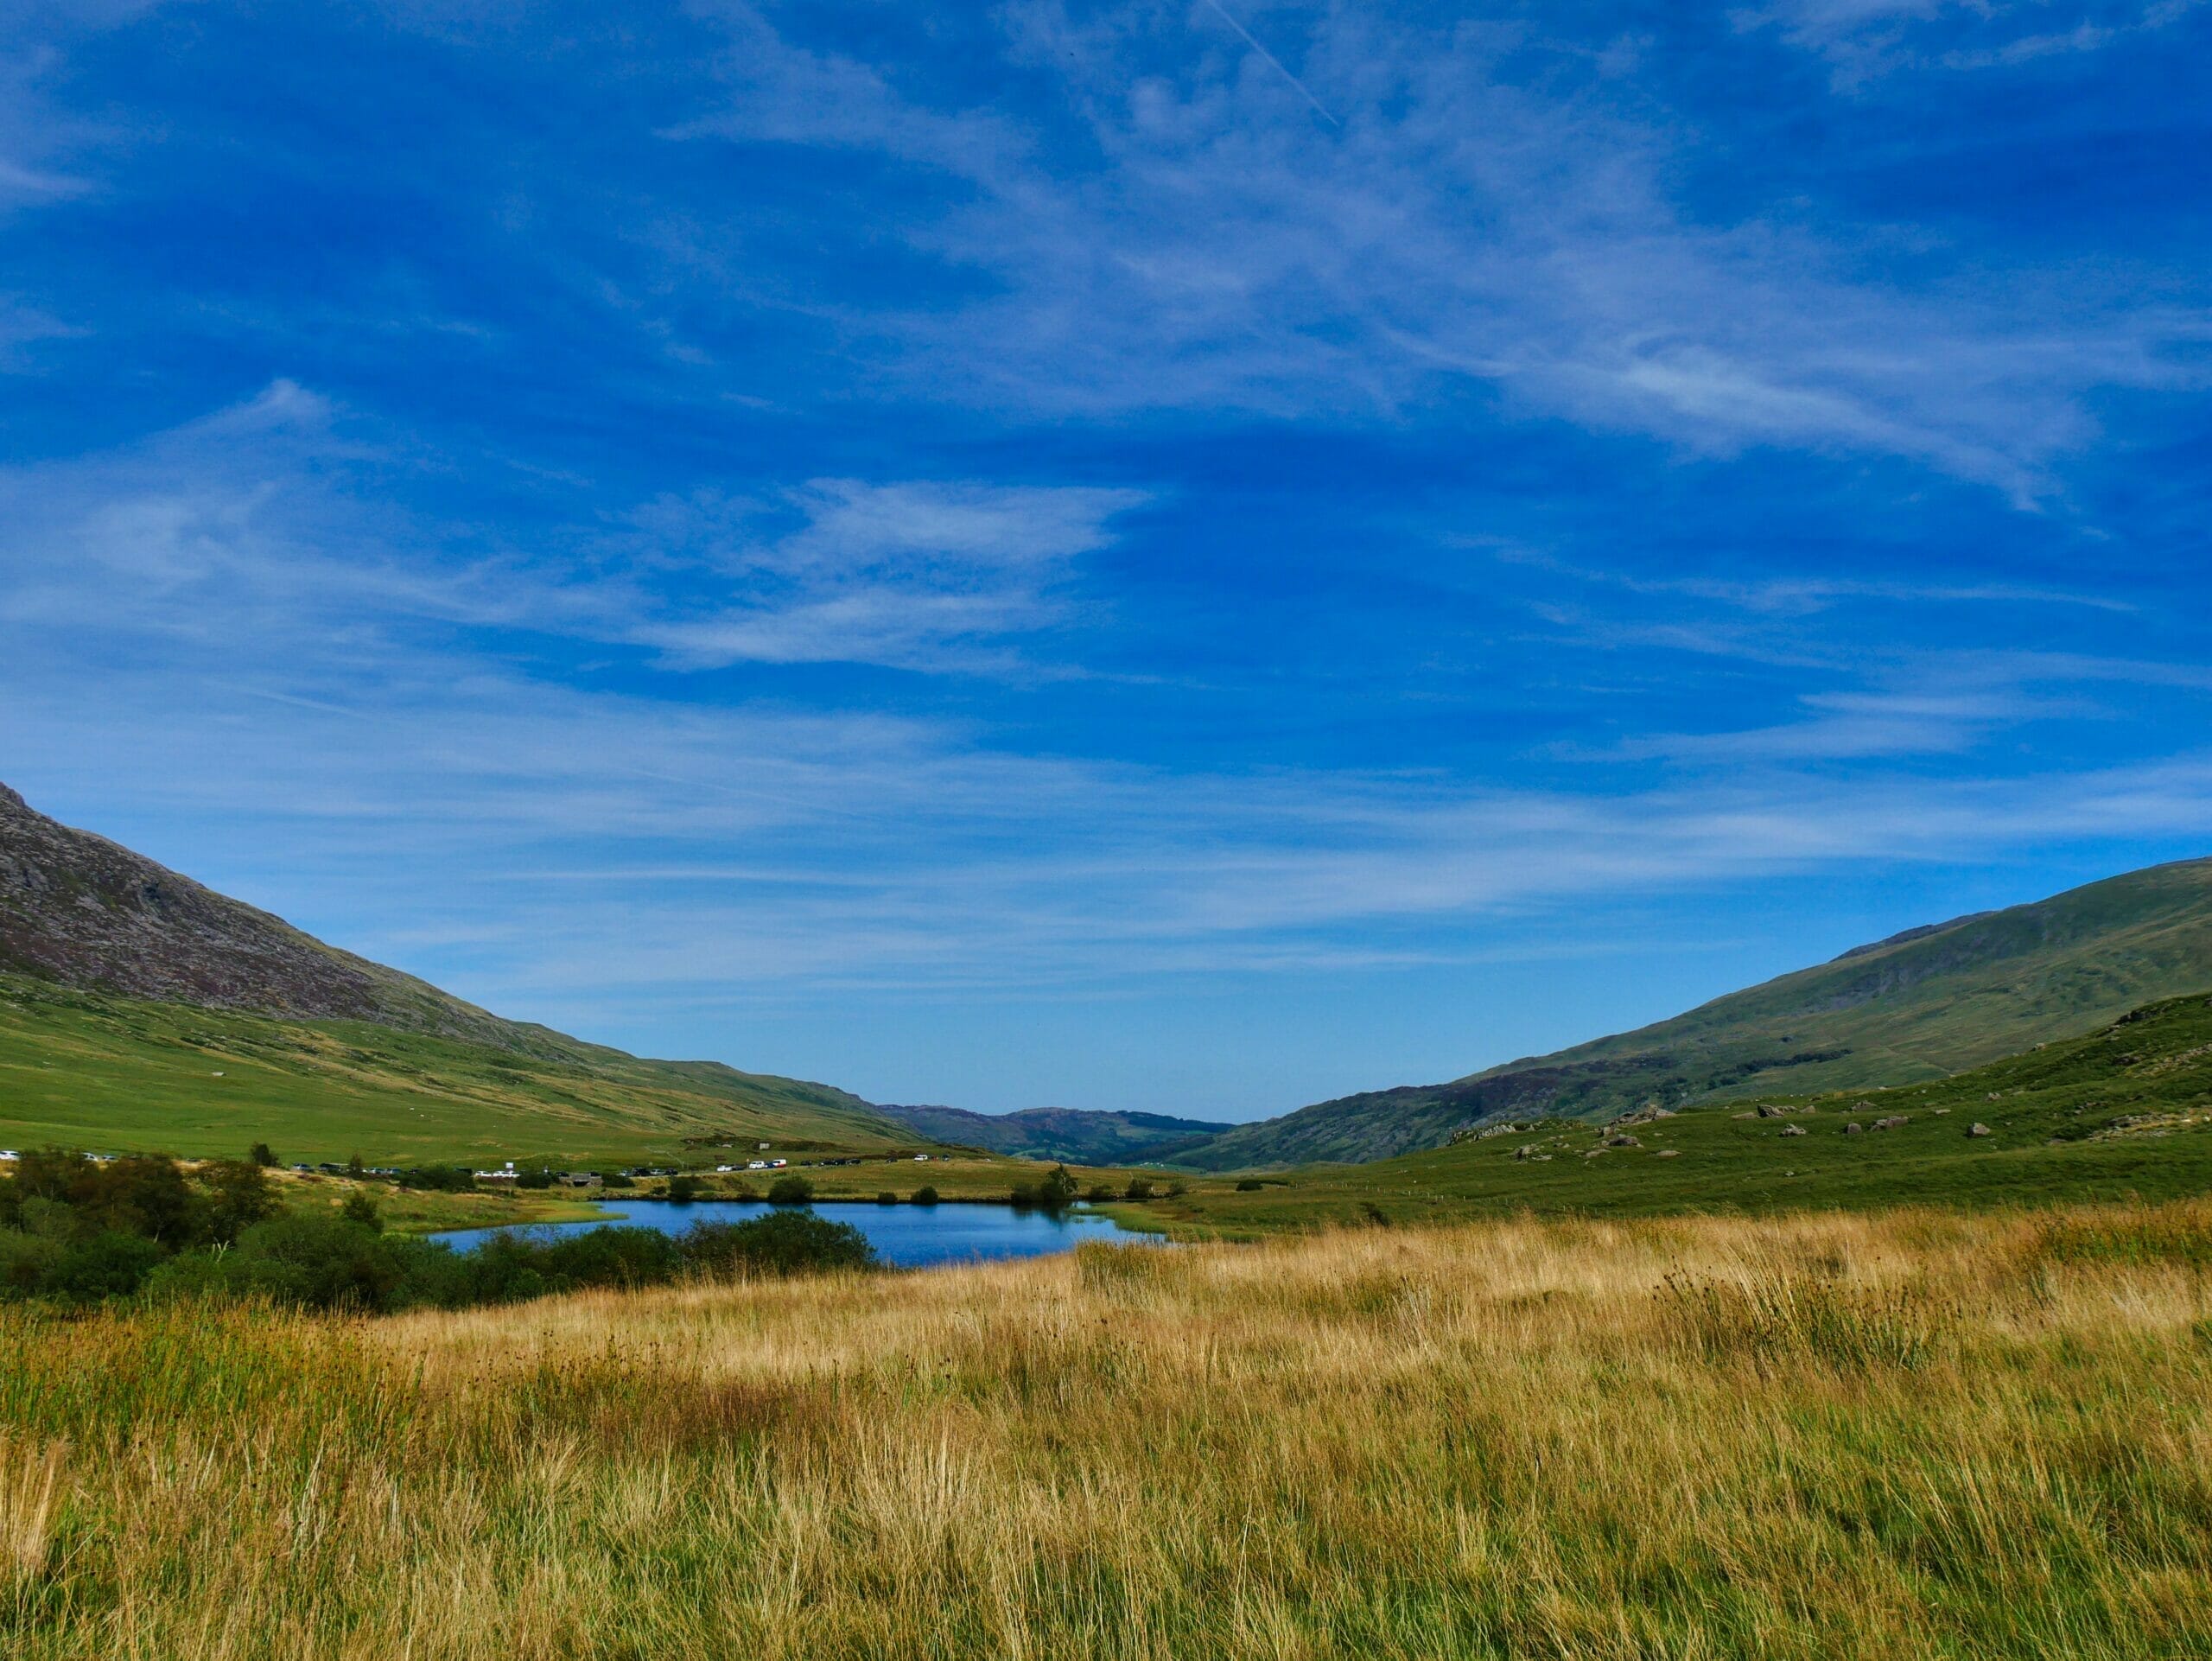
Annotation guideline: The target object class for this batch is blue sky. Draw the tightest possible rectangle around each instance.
[3,0,2209,1117]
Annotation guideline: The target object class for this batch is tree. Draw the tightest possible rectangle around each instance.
[766,1174,815,1206]
[73,1155,202,1246]
[248,1142,278,1168]
[201,1159,276,1244]
[1039,1165,1079,1212]
[912,1186,939,1206]
[13,1148,84,1205]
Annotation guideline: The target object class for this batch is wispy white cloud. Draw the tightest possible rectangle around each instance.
[671,1,2210,503]
[9,654,2212,1007]
[0,382,1145,674]
[610,479,1147,670]
[1741,0,2206,86]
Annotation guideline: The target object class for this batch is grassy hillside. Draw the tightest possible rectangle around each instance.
[873,1103,1231,1164]
[0,973,915,1168]
[7,1201,2210,1657]
[1183,855,2212,1168]
[1155,987,2212,1234]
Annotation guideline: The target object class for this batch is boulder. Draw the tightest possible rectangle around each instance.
[1843,1123,1864,1136]
[1779,1125,1808,1137]
[1968,1123,1993,1138]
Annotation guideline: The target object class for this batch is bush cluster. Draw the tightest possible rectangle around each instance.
[1009,1165,1080,1212]
[0,1149,879,1313]
[0,1149,278,1303]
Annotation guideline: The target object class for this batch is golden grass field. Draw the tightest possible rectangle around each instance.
[3,1201,2210,1658]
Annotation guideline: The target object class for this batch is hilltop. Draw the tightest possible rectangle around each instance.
[1180,856,2212,1169]
[0,783,912,1164]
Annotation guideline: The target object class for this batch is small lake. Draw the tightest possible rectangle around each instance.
[428,1198,1147,1270]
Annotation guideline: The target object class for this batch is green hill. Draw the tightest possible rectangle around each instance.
[1163,987,2212,1231]
[0,781,916,1164]
[0,972,916,1167]
[1180,856,2212,1170]
[873,1103,1231,1163]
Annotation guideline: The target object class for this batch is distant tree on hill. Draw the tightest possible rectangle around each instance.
[248,1142,278,1168]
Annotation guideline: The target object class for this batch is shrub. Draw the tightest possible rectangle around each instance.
[1008,1184,1039,1209]
[1236,1179,1265,1191]
[601,1172,635,1190]
[247,1142,278,1168]
[41,1231,164,1304]
[1124,1178,1155,1201]
[0,1230,64,1296]
[515,1168,556,1191]
[912,1186,939,1206]
[340,1191,384,1233]
[666,1175,702,1204]
[1084,1184,1116,1204]
[679,1211,875,1278]
[225,1213,409,1313]
[876,1192,899,1205]
[460,1227,680,1302]
[766,1174,815,1206]
[395,1166,474,1193]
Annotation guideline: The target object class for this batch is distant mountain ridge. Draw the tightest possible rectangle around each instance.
[874,1103,1232,1165]
[1179,857,2212,1170]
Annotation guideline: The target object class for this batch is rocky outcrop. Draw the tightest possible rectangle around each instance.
[0,782,537,1051]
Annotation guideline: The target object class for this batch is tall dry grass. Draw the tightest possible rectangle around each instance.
[2,1201,2209,1658]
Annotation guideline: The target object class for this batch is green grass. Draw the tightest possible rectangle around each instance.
[1185,853,2212,1168]
[0,973,918,1168]
[1157,990,2212,1235]
[3,1203,2210,1658]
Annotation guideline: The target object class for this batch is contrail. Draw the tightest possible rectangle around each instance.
[1198,0,1341,128]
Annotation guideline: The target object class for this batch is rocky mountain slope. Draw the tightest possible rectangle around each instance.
[0,782,910,1161]
[0,782,541,1052]
[1180,856,2212,1170]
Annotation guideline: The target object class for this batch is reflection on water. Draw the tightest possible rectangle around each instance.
[428,1197,1147,1269]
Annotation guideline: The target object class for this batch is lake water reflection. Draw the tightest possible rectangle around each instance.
[428,1198,1146,1270]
